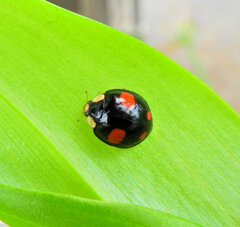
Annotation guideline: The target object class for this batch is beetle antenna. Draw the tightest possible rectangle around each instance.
[77,90,89,122]
[82,90,89,114]
[85,90,88,104]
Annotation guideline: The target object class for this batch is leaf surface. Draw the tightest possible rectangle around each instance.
[0,185,200,227]
[0,0,239,226]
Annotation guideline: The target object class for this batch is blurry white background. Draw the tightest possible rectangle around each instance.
[45,0,240,113]
[48,0,240,112]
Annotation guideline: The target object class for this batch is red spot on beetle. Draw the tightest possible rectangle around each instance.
[108,128,126,144]
[140,131,147,140]
[147,111,151,121]
[120,92,135,108]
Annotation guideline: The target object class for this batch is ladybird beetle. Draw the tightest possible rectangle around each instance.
[83,89,152,148]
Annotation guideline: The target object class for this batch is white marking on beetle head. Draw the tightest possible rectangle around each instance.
[84,103,89,113]
[87,116,96,128]
[92,94,105,103]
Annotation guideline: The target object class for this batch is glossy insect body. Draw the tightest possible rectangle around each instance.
[84,89,152,148]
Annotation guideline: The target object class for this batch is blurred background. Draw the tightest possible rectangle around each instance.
[48,0,240,112]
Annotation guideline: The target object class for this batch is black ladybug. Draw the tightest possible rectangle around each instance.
[83,89,152,148]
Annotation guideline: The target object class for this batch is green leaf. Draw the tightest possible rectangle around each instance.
[0,185,199,227]
[0,0,239,226]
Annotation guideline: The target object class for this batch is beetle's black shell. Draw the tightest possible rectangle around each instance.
[86,89,152,148]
